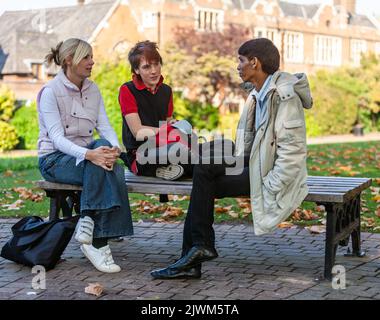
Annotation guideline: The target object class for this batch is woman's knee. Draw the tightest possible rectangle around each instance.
[90,139,112,149]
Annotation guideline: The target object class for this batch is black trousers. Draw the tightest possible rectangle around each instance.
[181,158,250,256]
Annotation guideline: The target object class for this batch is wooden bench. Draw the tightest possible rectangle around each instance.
[35,172,372,280]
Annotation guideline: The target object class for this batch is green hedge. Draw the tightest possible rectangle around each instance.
[307,70,359,136]
[11,102,39,150]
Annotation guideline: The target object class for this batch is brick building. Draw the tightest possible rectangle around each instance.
[0,0,379,100]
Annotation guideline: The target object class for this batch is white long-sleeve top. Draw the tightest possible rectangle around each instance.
[39,87,120,165]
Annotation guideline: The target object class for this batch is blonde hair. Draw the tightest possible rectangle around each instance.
[45,38,92,70]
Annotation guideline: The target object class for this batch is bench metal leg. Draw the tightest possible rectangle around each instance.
[323,195,366,280]
[45,190,81,221]
[324,204,338,280]
[344,195,366,258]
[47,190,61,221]
[159,194,169,203]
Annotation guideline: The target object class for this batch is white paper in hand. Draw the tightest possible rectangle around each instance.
[171,120,192,135]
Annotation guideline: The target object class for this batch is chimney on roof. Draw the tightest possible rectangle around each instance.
[77,0,85,5]
[333,0,356,13]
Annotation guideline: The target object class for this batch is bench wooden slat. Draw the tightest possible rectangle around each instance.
[35,172,372,204]
[35,181,82,191]
[308,185,368,191]
[304,193,345,203]
[307,176,369,181]
[127,184,192,195]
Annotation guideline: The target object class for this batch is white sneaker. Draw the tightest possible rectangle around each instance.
[80,244,121,273]
[74,216,94,245]
[156,164,184,181]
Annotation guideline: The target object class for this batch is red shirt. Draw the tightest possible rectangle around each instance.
[119,74,173,117]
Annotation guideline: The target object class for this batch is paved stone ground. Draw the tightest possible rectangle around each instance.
[1,220,380,300]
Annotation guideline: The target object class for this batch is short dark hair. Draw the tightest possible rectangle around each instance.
[238,38,280,75]
[128,41,163,75]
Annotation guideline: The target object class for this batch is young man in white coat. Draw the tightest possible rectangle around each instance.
[150,38,313,279]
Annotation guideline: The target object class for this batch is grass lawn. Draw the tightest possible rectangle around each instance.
[0,141,379,232]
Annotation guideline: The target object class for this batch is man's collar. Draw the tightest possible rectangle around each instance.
[252,74,273,102]
[132,74,164,94]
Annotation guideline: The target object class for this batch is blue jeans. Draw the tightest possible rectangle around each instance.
[39,139,133,239]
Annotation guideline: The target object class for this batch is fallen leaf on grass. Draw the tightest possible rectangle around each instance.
[1,200,24,210]
[13,187,44,202]
[329,169,342,176]
[130,202,141,207]
[134,200,167,214]
[237,200,251,209]
[4,192,14,199]
[215,205,233,214]
[85,283,103,297]
[375,179,380,186]
[376,207,380,218]
[291,209,302,221]
[338,166,353,172]
[291,209,319,221]
[372,195,380,203]
[306,226,326,234]
[242,207,251,214]
[309,166,321,172]
[161,207,183,219]
[228,211,239,218]
[370,187,380,195]
[302,210,319,221]
[361,217,376,228]
[315,205,326,213]
[171,195,188,202]
[3,170,13,177]
[278,222,294,229]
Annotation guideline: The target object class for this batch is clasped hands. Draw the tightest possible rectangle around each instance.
[85,146,121,171]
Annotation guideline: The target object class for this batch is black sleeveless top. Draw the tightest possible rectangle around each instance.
[121,81,172,150]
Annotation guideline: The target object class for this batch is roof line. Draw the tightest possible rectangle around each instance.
[312,3,338,21]
[87,0,120,43]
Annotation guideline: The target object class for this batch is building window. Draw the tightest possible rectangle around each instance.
[254,27,280,47]
[351,39,367,66]
[142,12,156,28]
[284,32,304,63]
[314,35,342,66]
[196,9,223,32]
[31,63,43,80]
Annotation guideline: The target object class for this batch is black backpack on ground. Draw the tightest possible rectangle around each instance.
[1,215,79,270]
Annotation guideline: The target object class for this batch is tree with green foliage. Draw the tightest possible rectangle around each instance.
[0,86,19,151]
[163,24,249,109]
[306,54,380,136]
[91,60,132,142]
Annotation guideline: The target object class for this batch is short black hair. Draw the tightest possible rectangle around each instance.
[238,38,280,75]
